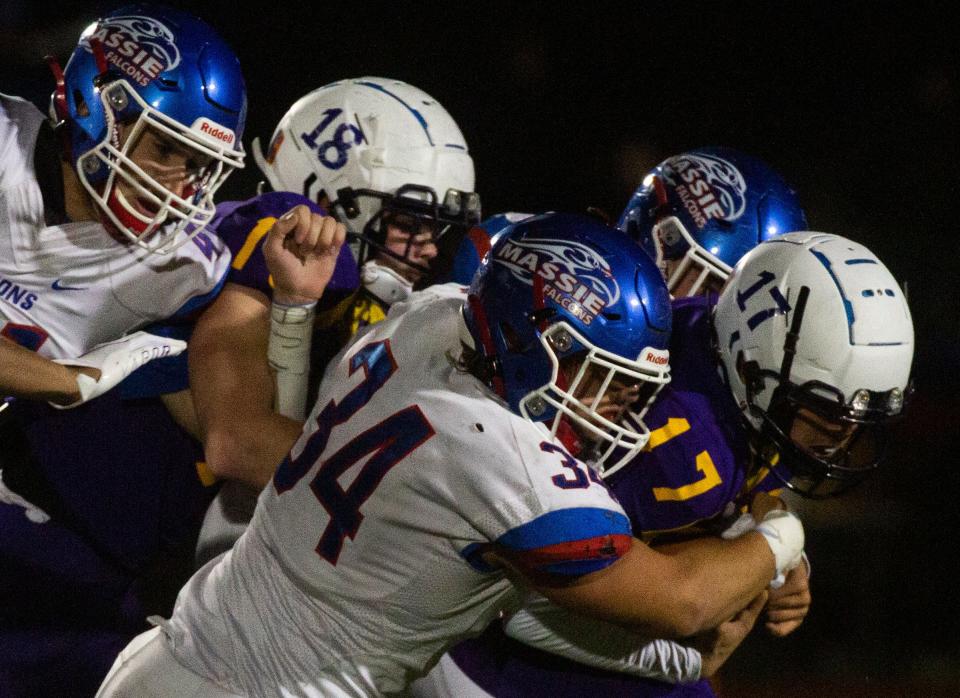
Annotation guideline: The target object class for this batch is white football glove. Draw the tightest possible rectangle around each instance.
[51,331,187,409]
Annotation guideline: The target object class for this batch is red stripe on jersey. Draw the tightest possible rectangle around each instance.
[516,532,631,568]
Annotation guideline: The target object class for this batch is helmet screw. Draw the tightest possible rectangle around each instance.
[81,155,100,175]
[851,389,871,415]
[108,86,128,111]
[888,387,904,414]
[549,329,573,353]
[527,396,547,417]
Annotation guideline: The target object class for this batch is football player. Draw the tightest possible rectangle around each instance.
[187,79,481,563]
[0,4,247,404]
[619,146,808,298]
[97,213,805,697]
[414,152,908,696]
[252,77,480,330]
[0,5,252,696]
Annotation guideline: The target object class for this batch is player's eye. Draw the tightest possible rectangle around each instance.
[153,137,177,159]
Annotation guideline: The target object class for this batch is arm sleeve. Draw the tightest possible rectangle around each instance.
[503,593,703,683]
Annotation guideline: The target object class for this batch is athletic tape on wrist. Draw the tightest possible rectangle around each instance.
[268,300,317,374]
[755,509,805,580]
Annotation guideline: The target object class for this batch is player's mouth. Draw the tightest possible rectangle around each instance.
[133,195,162,217]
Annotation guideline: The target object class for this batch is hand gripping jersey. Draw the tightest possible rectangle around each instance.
[162,284,631,697]
[433,296,779,698]
[0,95,229,358]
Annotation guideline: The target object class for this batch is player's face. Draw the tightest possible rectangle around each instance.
[788,407,859,463]
[116,123,212,217]
[561,355,642,437]
[663,258,724,297]
[377,213,439,283]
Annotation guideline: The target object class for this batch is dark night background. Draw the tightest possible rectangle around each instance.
[2,2,958,695]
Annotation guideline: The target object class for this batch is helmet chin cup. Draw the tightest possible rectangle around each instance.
[361,261,413,305]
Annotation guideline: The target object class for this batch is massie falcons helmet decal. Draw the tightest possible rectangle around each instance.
[660,152,748,229]
[80,15,181,88]
[493,237,620,326]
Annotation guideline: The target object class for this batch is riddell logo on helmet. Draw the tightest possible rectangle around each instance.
[644,351,668,365]
[193,119,235,145]
[84,16,181,88]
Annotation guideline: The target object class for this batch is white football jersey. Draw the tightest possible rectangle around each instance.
[0,94,229,359]
[163,284,632,697]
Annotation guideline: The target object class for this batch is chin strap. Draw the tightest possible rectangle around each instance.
[361,260,413,306]
[777,285,810,386]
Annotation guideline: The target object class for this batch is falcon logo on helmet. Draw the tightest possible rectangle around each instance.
[619,147,807,297]
[81,15,181,86]
[495,238,620,325]
[662,153,748,228]
[53,5,247,255]
[462,213,673,478]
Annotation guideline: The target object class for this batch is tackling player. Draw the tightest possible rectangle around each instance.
[97,213,806,697]
[415,151,911,696]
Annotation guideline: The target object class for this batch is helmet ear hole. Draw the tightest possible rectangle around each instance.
[499,321,523,353]
[73,89,89,118]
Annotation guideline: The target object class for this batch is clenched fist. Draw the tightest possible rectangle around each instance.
[264,205,347,305]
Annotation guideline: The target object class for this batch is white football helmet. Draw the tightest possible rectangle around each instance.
[714,232,914,497]
[252,77,479,303]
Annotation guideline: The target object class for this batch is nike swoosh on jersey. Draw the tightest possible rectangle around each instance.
[51,279,85,291]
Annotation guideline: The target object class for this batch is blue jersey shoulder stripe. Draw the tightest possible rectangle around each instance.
[497,507,631,551]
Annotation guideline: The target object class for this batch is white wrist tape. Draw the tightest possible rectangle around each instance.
[268,300,316,420]
[754,509,805,581]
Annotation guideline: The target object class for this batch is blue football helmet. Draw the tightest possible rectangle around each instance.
[440,213,533,285]
[618,147,807,296]
[462,212,672,476]
[50,5,247,253]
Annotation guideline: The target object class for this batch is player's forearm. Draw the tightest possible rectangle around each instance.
[538,533,779,639]
[0,338,81,403]
[189,284,306,487]
[653,532,777,632]
[203,412,303,488]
